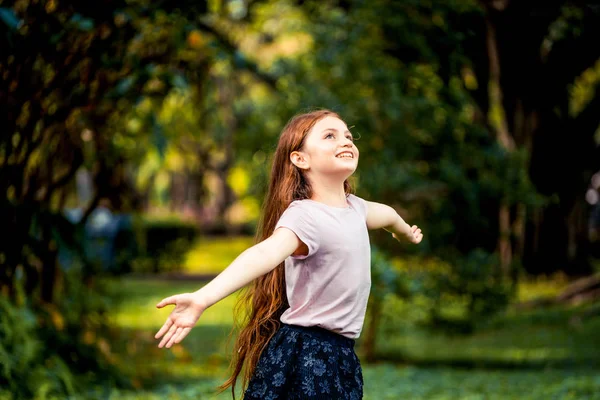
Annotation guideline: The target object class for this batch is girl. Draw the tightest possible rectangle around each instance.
[154,110,423,399]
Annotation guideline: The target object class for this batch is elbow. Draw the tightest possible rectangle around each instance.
[250,241,280,274]
[383,208,401,230]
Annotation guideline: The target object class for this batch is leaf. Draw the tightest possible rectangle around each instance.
[69,13,95,31]
[115,76,136,96]
[0,7,21,30]
[171,73,188,89]
[151,116,168,159]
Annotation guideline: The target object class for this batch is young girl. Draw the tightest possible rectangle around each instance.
[154,109,423,399]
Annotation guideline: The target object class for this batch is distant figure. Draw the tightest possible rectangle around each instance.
[153,110,423,399]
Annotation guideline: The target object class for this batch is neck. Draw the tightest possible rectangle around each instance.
[307,174,348,207]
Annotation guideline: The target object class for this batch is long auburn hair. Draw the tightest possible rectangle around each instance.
[219,109,353,397]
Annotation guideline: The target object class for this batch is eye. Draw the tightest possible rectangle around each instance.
[345,134,354,142]
[325,133,335,139]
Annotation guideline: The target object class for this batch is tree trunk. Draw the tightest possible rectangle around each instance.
[215,76,237,223]
[525,113,594,275]
[363,298,383,362]
[482,1,598,276]
[39,223,58,304]
[485,14,515,276]
[169,171,186,212]
[498,204,512,275]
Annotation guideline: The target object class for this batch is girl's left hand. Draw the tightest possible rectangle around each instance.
[394,225,423,244]
[408,225,423,244]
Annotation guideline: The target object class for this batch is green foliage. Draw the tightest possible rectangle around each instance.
[0,298,83,399]
[370,245,411,302]
[0,266,131,399]
[364,246,412,359]
[0,296,54,399]
[128,218,199,274]
[410,249,512,334]
[230,0,547,274]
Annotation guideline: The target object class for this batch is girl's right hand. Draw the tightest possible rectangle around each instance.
[154,293,205,348]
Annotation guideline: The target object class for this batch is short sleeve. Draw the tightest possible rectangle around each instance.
[275,202,320,259]
[347,194,368,222]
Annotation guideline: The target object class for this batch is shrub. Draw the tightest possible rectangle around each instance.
[414,249,512,334]
[0,271,127,399]
[126,218,199,274]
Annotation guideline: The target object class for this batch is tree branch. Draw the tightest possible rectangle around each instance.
[196,19,278,89]
[542,5,600,102]
[43,149,84,203]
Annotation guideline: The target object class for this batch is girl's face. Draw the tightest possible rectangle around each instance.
[291,116,359,179]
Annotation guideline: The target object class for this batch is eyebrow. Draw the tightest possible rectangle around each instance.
[322,128,352,134]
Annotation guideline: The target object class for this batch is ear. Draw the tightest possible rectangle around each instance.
[290,151,310,170]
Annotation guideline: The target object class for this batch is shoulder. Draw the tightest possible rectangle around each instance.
[347,194,368,218]
[347,194,366,203]
[285,199,314,213]
[278,199,317,222]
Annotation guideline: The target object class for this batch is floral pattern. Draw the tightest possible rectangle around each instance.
[245,325,363,399]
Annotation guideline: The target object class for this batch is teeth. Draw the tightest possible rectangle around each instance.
[337,153,353,158]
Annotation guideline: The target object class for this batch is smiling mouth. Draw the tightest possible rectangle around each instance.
[336,152,354,159]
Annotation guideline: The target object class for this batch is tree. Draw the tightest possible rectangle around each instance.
[0,0,282,302]
[275,0,600,276]
[477,0,600,275]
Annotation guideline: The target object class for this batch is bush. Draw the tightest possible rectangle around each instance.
[0,297,68,399]
[126,218,199,274]
[363,246,411,360]
[413,249,512,334]
[0,296,80,399]
[0,271,128,399]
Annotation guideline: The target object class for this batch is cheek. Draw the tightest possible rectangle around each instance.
[314,143,335,157]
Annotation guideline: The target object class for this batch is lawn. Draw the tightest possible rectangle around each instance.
[79,236,600,399]
[89,276,600,400]
[182,236,255,274]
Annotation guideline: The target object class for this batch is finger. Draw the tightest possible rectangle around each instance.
[173,327,192,344]
[158,324,178,348]
[166,327,183,348]
[154,318,173,339]
[157,295,177,309]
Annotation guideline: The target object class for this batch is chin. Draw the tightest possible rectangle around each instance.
[338,166,357,180]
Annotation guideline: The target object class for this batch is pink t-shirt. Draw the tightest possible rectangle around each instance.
[274,194,371,339]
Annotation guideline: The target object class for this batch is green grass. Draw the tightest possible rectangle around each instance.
[516,273,570,303]
[90,275,600,400]
[85,236,600,399]
[75,367,600,400]
[182,236,255,274]
[376,297,600,369]
[102,278,238,388]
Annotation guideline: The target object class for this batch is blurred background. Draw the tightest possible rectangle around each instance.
[1,0,600,399]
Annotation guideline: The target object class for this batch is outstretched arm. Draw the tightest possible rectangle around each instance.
[154,227,301,348]
[365,200,423,244]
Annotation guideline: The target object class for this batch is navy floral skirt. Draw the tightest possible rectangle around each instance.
[244,324,363,400]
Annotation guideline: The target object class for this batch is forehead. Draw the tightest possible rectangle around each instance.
[307,116,348,137]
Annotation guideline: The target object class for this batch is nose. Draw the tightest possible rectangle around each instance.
[341,137,353,147]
